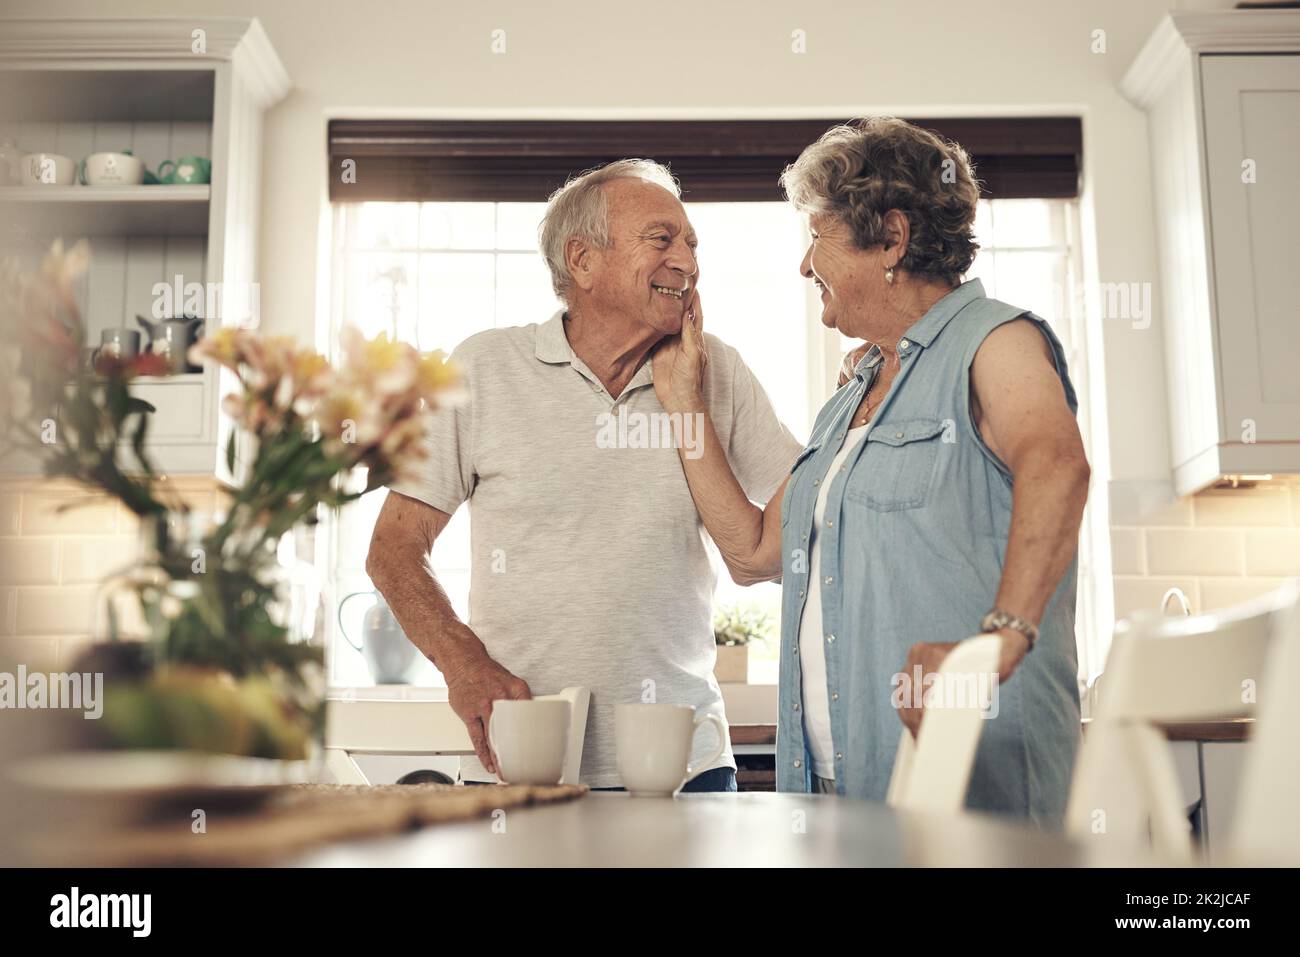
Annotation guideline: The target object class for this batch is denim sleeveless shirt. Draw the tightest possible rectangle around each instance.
[776,278,1081,826]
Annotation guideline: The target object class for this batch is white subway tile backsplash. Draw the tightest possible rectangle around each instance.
[22,491,119,536]
[1199,578,1289,611]
[1242,530,1300,577]
[5,637,59,669]
[57,635,98,670]
[1108,484,1300,628]
[1113,577,1200,620]
[15,586,97,636]
[1193,486,1293,527]
[0,481,221,647]
[1109,528,1145,575]
[0,539,60,585]
[0,493,20,536]
[1146,528,1244,576]
[1108,481,1193,527]
[60,537,139,584]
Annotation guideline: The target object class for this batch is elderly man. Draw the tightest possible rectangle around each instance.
[366,159,801,789]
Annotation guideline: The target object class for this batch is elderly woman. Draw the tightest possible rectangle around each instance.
[653,117,1089,825]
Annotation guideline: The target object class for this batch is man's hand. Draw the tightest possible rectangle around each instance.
[652,289,707,414]
[897,631,1030,739]
[444,654,532,775]
[838,341,873,387]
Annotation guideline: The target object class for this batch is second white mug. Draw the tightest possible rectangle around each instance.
[615,703,727,796]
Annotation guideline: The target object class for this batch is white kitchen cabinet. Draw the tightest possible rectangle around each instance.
[0,18,289,478]
[1122,11,1300,496]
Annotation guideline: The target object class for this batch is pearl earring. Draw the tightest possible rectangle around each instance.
[885,267,895,284]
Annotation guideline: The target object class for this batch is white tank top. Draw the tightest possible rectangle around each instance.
[797,423,870,779]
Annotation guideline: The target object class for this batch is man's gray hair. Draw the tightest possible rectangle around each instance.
[538,158,680,301]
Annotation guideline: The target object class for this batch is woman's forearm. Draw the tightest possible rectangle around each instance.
[673,409,783,584]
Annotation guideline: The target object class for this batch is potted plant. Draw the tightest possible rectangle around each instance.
[0,240,460,768]
[712,603,775,684]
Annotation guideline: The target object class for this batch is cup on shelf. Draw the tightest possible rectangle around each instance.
[91,328,142,365]
[80,150,145,186]
[135,314,203,374]
[154,155,211,185]
[21,152,76,186]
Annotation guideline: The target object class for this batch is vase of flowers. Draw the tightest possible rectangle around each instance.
[1,240,460,763]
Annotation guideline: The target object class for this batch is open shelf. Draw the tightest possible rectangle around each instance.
[0,69,215,123]
[0,185,210,237]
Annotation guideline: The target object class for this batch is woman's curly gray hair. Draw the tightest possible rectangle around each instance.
[780,117,981,285]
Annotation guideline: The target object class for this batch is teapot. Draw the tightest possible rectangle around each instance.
[338,589,420,685]
[135,314,204,374]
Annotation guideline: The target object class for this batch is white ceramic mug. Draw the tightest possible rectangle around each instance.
[487,699,570,785]
[21,152,75,186]
[82,151,145,186]
[615,703,727,796]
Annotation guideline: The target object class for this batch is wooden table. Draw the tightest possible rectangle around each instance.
[291,791,1151,867]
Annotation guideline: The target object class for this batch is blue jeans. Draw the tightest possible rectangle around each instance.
[594,767,738,793]
[463,767,738,792]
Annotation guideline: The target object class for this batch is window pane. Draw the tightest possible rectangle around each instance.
[992,250,1069,339]
[336,489,386,572]
[352,202,419,249]
[345,252,419,341]
[495,202,549,251]
[496,252,559,327]
[417,253,496,352]
[684,202,810,433]
[989,199,1061,248]
[972,199,994,250]
[330,196,1087,688]
[966,244,999,299]
[420,202,496,249]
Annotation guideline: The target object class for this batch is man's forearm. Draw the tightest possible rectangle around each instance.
[368,547,487,679]
[994,450,1090,627]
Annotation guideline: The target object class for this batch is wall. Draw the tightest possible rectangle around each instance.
[1111,481,1300,619]
[0,478,222,668]
[10,0,1293,649]
[5,0,1233,488]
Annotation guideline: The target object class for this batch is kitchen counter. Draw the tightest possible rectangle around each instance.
[291,791,1153,867]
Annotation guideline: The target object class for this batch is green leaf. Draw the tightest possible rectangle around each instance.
[225,430,237,475]
[130,407,151,474]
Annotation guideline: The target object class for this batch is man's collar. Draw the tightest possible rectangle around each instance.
[533,309,659,392]
[900,277,986,349]
[534,310,574,364]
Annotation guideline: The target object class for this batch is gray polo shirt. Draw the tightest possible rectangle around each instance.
[390,310,802,786]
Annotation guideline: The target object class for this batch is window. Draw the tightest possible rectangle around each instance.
[327,197,1093,688]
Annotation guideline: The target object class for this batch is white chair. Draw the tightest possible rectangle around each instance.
[1228,579,1300,863]
[1065,586,1290,861]
[323,686,591,786]
[886,635,1002,813]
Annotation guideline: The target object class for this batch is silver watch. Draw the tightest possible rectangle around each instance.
[980,608,1038,651]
